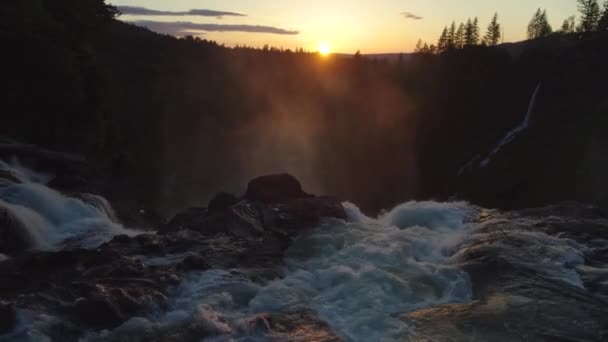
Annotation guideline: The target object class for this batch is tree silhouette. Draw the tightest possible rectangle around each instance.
[528,9,553,39]
[438,26,449,52]
[463,18,481,45]
[560,16,577,33]
[455,23,465,48]
[415,39,424,53]
[448,21,457,49]
[577,0,601,32]
[472,17,481,44]
[484,13,502,46]
[598,1,608,31]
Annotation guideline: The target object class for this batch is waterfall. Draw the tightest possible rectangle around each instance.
[0,160,138,253]
[458,83,542,175]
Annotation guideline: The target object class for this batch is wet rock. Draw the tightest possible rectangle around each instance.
[517,201,607,220]
[208,192,238,214]
[267,306,342,342]
[164,207,208,233]
[245,174,310,203]
[404,203,608,342]
[164,177,345,238]
[73,296,125,330]
[177,254,211,271]
[262,196,347,234]
[0,301,17,334]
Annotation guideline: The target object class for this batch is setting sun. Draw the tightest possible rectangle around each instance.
[318,42,331,56]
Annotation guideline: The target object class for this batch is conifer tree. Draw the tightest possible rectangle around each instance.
[472,17,481,44]
[484,13,502,46]
[598,1,608,31]
[464,18,475,45]
[577,0,601,32]
[539,10,553,36]
[415,39,424,53]
[448,21,457,48]
[527,9,553,39]
[561,16,577,32]
[455,23,465,48]
[438,26,449,52]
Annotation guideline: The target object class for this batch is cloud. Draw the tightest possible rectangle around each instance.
[401,12,423,20]
[118,6,246,19]
[131,20,300,36]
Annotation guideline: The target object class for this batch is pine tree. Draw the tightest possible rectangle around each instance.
[484,13,502,46]
[539,10,553,37]
[464,18,474,45]
[528,9,553,39]
[577,0,601,32]
[438,26,449,52]
[455,23,465,48]
[561,16,577,33]
[447,21,457,48]
[528,9,542,39]
[472,17,481,44]
[598,1,608,31]
[415,39,424,53]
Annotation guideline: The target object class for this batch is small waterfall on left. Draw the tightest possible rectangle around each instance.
[0,159,138,255]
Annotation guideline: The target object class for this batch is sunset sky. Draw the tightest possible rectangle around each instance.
[111,0,579,53]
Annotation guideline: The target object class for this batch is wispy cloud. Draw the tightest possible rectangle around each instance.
[401,12,423,20]
[118,6,246,19]
[132,20,300,36]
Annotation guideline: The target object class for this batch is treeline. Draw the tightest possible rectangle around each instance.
[416,0,608,53]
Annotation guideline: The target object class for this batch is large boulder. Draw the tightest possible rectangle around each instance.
[163,202,265,239]
[245,174,311,203]
[261,196,347,234]
[165,174,346,238]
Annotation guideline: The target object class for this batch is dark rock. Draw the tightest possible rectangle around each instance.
[266,306,342,341]
[163,201,264,239]
[177,254,211,271]
[163,207,208,233]
[73,296,124,330]
[0,204,36,255]
[262,196,347,234]
[208,192,238,214]
[0,301,17,334]
[245,174,310,203]
[0,170,21,186]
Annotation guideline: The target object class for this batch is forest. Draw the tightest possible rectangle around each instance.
[2,0,608,216]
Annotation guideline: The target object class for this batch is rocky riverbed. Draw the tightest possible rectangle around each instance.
[1,150,607,341]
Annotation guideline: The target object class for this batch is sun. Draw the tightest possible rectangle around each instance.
[318,42,331,56]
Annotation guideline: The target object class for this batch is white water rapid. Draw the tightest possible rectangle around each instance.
[91,201,477,342]
[0,159,137,251]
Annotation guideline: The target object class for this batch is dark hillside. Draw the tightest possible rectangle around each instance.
[2,0,608,216]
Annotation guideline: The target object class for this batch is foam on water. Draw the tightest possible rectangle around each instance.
[0,159,53,184]
[252,201,475,340]
[0,160,138,251]
[94,201,477,342]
